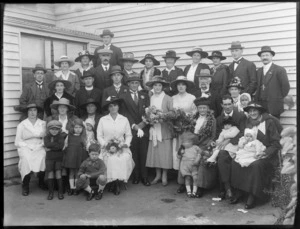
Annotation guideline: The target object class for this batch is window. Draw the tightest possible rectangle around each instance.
[21,34,87,88]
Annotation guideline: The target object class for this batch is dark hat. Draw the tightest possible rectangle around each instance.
[145,75,170,88]
[170,75,195,91]
[162,50,180,60]
[79,98,99,109]
[193,97,211,107]
[186,46,208,58]
[54,55,75,67]
[207,51,226,60]
[72,118,85,127]
[50,98,76,111]
[102,96,124,111]
[75,50,94,62]
[120,52,139,63]
[222,116,236,126]
[140,54,160,66]
[48,79,72,91]
[126,73,142,83]
[81,70,95,79]
[100,29,114,38]
[25,103,43,113]
[228,41,244,50]
[109,65,125,77]
[97,49,113,55]
[243,101,267,113]
[197,69,213,79]
[47,120,62,129]
[227,77,244,90]
[32,64,47,74]
[257,46,275,57]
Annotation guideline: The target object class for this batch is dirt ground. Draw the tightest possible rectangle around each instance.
[4,174,281,226]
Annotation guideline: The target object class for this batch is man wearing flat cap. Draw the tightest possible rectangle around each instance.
[74,70,102,117]
[254,46,290,119]
[93,29,123,68]
[228,41,257,96]
[17,64,50,121]
[94,49,113,91]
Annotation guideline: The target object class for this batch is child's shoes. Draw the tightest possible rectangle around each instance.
[86,190,95,201]
[73,189,80,195]
[186,191,193,198]
[95,190,103,200]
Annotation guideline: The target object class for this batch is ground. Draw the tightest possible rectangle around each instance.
[4,174,281,226]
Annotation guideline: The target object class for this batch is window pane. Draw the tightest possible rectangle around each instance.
[53,40,66,70]
[21,35,44,67]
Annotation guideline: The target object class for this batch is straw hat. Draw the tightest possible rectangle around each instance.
[120,52,139,63]
[170,76,195,91]
[75,50,94,62]
[50,98,76,111]
[54,55,75,67]
[24,103,43,113]
[186,46,208,58]
[145,75,170,88]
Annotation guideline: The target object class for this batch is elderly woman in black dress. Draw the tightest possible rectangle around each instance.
[230,102,281,209]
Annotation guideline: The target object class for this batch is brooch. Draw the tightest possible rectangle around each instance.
[141,95,145,99]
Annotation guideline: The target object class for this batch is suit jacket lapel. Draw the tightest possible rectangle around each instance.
[264,63,275,85]
[234,58,244,72]
[31,82,37,97]
[126,91,139,115]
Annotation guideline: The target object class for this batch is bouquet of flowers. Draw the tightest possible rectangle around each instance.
[171,108,196,135]
[142,106,165,125]
[105,137,123,155]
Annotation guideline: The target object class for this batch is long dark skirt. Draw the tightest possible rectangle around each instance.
[231,158,274,200]
[217,150,232,183]
[197,164,218,189]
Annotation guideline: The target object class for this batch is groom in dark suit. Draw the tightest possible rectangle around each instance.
[228,41,257,96]
[119,73,151,186]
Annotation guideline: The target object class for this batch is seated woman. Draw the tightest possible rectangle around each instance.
[53,55,80,97]
[44,79,74,117]
[97,96,135,195]
[192,97,217,198]
[14,104,47,196]
[230,101,281,209]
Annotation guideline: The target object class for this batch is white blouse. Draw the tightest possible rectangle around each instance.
[55,70,71,81]
[59,116,68,134]
[186,64,198,82]
[172,92,197,115]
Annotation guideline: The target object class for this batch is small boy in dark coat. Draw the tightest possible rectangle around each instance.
[76,143,107,201]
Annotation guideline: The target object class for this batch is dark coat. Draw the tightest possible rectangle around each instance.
[119,90,150,138]
[122,69,138,86]
[93,44,123,68]
[216,107,247,145]
[140,67,161,90]
[74,67,96,89]
[162,66,184,96]
[183,63,210,89]
[210,64,230,96]
[81,113,103,139]
[254,63,290,116]
[74,87,102,117]
[228,57,257,95]
[44,132,67,161]
[44,92,75,117]
[94,65,113,91]
[101,84,129,106]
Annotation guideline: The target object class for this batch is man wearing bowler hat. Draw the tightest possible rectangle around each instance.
[17,64,50,121]
[254,46,290,119]
[228,41,257,95]
[74,70,102,117]
[101,65,129,108]
[93,29,123,68]
[120,52,139,84]
[94,49,113,91]
[119,73,151,186]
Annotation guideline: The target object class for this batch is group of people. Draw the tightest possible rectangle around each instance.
[15,29,290,208]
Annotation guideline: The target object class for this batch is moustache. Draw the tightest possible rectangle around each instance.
[262,59,269,61]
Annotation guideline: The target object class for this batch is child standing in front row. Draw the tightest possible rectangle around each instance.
[76,143,107,201]
[63,118,88,196]
[44,120,67,200]
[178,131,202,198]
[84,118,97,151]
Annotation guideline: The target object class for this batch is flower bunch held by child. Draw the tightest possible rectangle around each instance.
[171,108,196,135]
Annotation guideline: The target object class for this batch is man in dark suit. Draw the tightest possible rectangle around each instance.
[94,49,113,91]
[228,41,257,95]
[93,29,123,68]
[216,95,247,203]
[74,70,102,117]
[119,73,151,186]
[101,65,129,107]
[17,64,50,121]
[120,52,139,85]
[254,46,290,119]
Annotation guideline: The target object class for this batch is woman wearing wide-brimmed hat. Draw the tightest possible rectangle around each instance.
[183,46,210,89]
[227,77,245,111]
[140,54,161,91]
[145,76,174,186]
[230,101,282,209]
[97,96,135,195]
[53,55,80,97]
[74,50,96,88]
[44,79,75,117]
[208,51,230,97]
[15,104,47,196]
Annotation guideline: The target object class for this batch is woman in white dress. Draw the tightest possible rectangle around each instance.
[15,104,47,196]
[170,76,197,192]
[97,96,135,195]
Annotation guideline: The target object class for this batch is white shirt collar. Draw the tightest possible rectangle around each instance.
[57,70,71,81]
[125,69,133,74]
[114,83,121,89]
[224,110,234,117]
[85,86,93,91]
[55,93,63,99]
[165,66,175,72]
[104,43,111,48]
[79,65,91,74]
[102,64,110,70]
[263,61,273,69]
[36,81,43,85]
[234,57,243,62]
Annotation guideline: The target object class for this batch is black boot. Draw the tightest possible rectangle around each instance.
[57,179,64,200]
[47,179,54,200]
[22,174,31,196]
[38,171,47,190]
[114,180,120,195]
[62,176,70,194]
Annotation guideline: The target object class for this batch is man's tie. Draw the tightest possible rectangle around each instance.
[105,67,108,71]
[233,60,241,65]
[131,91,138,105]
[37,84,42,90]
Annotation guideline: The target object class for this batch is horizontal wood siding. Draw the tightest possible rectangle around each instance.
[58,2,297,129]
